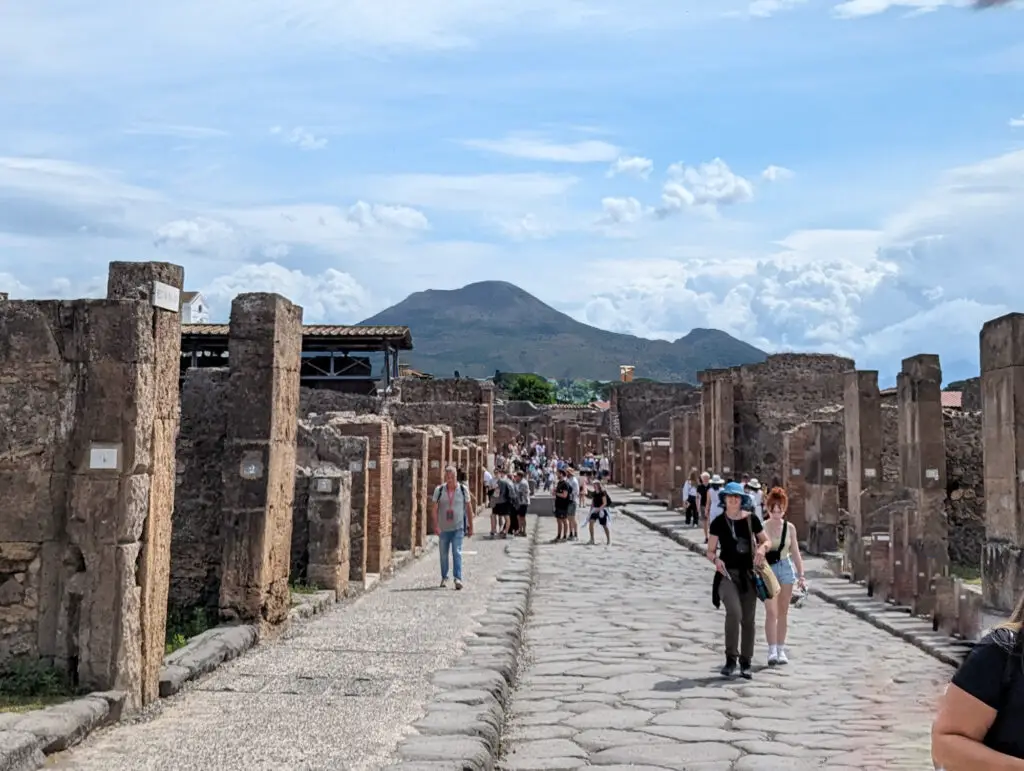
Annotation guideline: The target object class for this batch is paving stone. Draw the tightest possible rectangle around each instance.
[499,495,952,769]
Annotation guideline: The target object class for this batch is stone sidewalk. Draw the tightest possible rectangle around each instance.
[500,511,951,770]
[49,512,512,771]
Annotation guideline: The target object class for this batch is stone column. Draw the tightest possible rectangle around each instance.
[631,438,643,489]
[651,439,672,501]
[782,424,811,542]
[806,422,842,554]
[219,293,302,625]
[392,459,418,553]
[642,442,653,495]
[104,261,184,708]
[897,354,948,616]
[981,313,1024,611]
[305,468,352,595]
[670,417,686,508]
[699,372,713,471]
[843,370,883,581]
[395,427,430,551]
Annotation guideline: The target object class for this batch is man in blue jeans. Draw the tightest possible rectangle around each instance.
[431,465,475,590]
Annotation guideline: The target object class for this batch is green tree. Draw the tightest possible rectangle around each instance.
[507,373,556,404]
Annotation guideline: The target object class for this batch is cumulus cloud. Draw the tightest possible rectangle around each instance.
[154,217,239,255]
[202,262,372,323]
[462,134,620,163]
[748,0,809,17]
[607,156,654,179]
[761,164,794,182]
[598,196,647,225]
[832,0,963,18]
[271,125,328,151]
[656,159,754,216]
[1010,115,1024,128]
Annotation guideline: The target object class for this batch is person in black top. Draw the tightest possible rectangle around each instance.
[706,481,770,679]
[586,481,613,545]
[933,591,1024,766]
[552,470,571,543]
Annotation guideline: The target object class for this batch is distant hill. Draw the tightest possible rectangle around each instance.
[359,281,767,382]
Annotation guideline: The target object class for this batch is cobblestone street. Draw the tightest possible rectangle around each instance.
[501,512,951,770]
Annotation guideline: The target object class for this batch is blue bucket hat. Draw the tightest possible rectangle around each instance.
[721,481,746,497]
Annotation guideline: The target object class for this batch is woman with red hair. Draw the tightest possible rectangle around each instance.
[762,487,806,666]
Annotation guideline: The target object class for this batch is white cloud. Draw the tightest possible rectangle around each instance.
[657,158,754,216]
[761,164,794,182]
[832,0,964,18]
[598,196,647,225]
[607,156,654,179]
[203,262,372,323]
[463,133,620,163]
[271,126,328,150]
[1010,114,1024,127]
[344,201,430,230]
[154,217,240,256]
[748,0,809,17]
[360,172,579,214]
[124,122,228,139]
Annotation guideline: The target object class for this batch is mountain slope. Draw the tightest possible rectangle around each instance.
[359,281,767,382]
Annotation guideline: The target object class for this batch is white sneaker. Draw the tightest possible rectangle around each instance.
[776,648,789,665]
[767,647,778,666]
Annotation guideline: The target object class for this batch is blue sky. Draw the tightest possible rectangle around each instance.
[1,0,1023,382]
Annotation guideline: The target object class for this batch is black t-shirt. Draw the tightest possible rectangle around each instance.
[709,514,764,571]
[589,490,610,508]
[554,480,571,512]
[697,483,709,507]
[950,628,1024,757]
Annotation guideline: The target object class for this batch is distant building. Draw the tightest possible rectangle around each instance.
[180,291,211,324]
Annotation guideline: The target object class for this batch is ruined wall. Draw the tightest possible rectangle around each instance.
[170,369,229,618]
[611,382,700,437]
[393,427,430,550]
[944,409,984,570]
[733,354,853,485]
[300,388,382,416]
[390,402,479,437]
[958,377,981,412]
[400,378,486,403]
[881,403,900,483]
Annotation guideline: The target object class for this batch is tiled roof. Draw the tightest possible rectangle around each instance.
[942,391,962,408]
[180,291,200,302]
[182,323,410,338]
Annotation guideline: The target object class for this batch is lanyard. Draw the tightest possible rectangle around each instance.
[445,486,457,521]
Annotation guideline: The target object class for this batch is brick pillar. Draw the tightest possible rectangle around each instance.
[391,459,417,552]
[348,450,368,584]
[104,261,184,708]
[219,293,302,625]
[783,425,811,542]
[981,314,1024,611]
[843,370,884,581]
[806,422,842,554]
[897,354,948,615]
[306,468,352,594]
[424,432,445,544]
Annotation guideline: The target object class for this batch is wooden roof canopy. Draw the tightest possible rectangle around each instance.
[181,324,414,352]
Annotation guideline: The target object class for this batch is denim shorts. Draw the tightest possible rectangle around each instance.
[771,557,796,585]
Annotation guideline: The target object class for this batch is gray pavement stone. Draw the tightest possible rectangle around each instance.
[498,502,951,769]
[48,511,517,771]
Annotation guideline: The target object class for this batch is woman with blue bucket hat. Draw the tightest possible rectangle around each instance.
[706,481,772,678]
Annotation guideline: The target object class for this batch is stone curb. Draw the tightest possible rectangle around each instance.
[0,530,445,771]
[617,499,971,670]
[386,520,539,771]
[0,690,125,771]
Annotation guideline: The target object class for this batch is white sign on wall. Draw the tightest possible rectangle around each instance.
[723,466,731,473]
[925,468,939,480]
[824,468,834,477]
[430,460,440,469]
[88,445,119,470]
[791,468,801,476]
[349,461,362,472]
[367,460,377,470]
[315,478,333,493]
[151,281,181,312]
[864,468,877,478]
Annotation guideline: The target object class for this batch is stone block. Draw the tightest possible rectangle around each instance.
[306,468,352,594]
[980,312,1024,374]
[392,459,418,553]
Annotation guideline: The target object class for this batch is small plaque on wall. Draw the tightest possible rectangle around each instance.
[675,466,681,471]
[240,452,263,480]
[723,466,731,473]
[315,478,333,493]
[864,468,877,478]
[151,281,181,312]
[791,468,801,476]
[925,468,939,480]
[367,460,377,470]
[430,460,440,469]
[349,461,362,472]
[824,468,834,477]
[88,443,120,470]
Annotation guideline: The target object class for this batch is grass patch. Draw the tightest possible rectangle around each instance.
[0,659,75,713]
[165,606,213,655]
[951,564,982,585]
[289,581,321,595]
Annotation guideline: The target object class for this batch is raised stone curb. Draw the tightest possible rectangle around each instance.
[288,589,338,622]
[615,490,972,670]
[160,623,260,697]
[0,690,125,770]
[386,524,538,771]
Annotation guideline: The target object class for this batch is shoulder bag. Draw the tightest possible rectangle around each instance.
[749,519,781,601]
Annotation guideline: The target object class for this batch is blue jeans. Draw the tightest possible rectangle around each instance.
[439,529,464,581]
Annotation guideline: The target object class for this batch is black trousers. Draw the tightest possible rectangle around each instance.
[685,497,698,524]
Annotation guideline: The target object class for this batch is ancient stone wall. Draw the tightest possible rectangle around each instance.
[959,377,981,412]
[300,388,382,416]
[392,459,419,553]
[393,427,430,550]
[945,409,984,570]
[390,402,479,438]
[0,261,183,710]
[400,378,486,403]
[610,382,700,437]
[732,354,854,486]
[170,369,229,619]
[291,468,352,594]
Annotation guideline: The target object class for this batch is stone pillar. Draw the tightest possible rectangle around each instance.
[897,354,948,616]
[305,468,352,594]
[782,425,811,542]
[699,372,713,471]
[981,314,1024,611]
[843,370,883,581]
[566,424,581,463]
[219,293,302,625]
[651,439,672,501]
[631,438,642,489]
[392,459,418,553]
[670,417,686,508]
[806,422,842,554]
[395,427,430,551]
[478,383,494,448]
[701,370,735,476]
